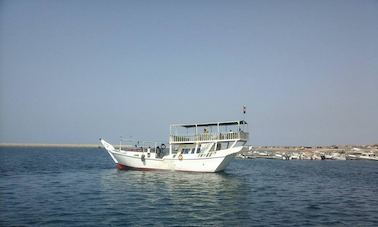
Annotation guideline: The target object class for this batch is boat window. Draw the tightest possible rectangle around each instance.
[191,148,195,154]
[196,148,201,153]
[235,141,246,147]
[217,142,230,150]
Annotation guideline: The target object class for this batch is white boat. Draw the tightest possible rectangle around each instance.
[347,152,378,161]
[100,120,249,172]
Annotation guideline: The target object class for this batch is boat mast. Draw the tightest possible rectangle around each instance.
[169,125,172,155]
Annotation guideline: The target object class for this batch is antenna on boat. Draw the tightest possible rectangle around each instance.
[119,136,122,152]
[242,105,246,121]
[242,105,247,131]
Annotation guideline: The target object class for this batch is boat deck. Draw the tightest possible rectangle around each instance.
[170,131,248,143]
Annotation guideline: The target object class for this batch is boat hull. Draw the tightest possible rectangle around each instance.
[101,139,241,172]
[109,150,238,172]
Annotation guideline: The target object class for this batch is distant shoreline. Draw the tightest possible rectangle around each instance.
[1,143,377,149]
[0,143,101,148]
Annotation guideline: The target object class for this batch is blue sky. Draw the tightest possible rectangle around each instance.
[1,0,377,145]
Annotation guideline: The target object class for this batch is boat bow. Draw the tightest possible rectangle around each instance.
[100,138,118,163]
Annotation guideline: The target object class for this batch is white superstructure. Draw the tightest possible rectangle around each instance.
[100,120,249,172]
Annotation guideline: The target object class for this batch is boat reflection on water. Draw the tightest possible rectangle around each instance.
[99,169,251,225]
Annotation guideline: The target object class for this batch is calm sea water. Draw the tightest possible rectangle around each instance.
[1,147,377,226]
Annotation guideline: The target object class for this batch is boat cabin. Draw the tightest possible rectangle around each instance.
[169,120,249,156]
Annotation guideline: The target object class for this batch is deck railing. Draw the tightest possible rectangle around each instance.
[170,131,248,143]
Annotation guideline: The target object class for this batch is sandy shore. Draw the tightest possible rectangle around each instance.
[0,143,101,148]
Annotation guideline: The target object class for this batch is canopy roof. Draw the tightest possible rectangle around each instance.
[171,120,248,128]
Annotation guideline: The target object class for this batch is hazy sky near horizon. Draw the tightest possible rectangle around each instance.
[1,0,377,145]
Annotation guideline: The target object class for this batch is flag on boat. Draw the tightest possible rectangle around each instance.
[243,105,246,114]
